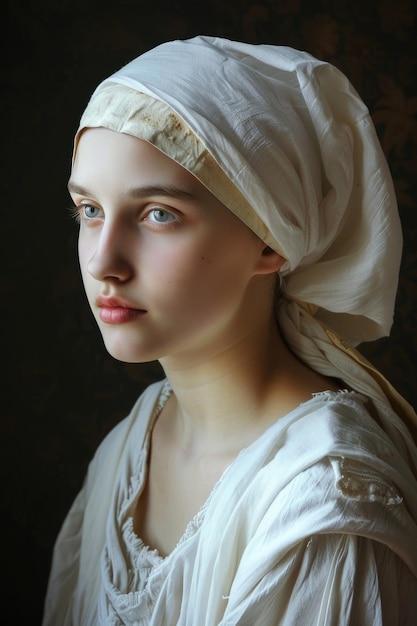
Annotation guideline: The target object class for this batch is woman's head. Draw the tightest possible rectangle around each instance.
[72,35,402,345]
[71,127,284,363]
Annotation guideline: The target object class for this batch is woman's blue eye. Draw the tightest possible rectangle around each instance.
[83,205,101,218]
[150,208,176,223]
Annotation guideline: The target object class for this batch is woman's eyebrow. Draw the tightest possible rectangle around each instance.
[125,184,196,201]
[67,180,196,201]
[67,181,90,196]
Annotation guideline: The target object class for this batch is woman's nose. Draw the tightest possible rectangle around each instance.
[85,222,133,283]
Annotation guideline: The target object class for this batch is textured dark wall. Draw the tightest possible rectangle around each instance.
[5,1,416,622]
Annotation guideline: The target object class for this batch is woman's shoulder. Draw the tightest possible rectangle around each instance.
[227,390,409,514]
[230,392,416,553]
[271,389,411,486]
[266,388,379,455]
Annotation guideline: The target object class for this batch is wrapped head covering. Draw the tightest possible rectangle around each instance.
[73,36,416,446]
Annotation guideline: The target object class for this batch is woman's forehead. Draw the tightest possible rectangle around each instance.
[70,127,242,223]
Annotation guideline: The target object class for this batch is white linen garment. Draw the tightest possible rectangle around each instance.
[43,380,417,625]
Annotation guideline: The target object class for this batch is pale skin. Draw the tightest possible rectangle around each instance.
[70,128,340,556]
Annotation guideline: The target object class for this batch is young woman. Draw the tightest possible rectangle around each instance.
[43,36,417,625]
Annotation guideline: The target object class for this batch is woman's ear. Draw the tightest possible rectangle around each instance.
[254,245,286,275]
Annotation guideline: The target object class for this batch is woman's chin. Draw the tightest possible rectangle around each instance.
[101,338,158,364]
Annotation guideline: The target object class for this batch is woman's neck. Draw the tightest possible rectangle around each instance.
[158,314,330,457]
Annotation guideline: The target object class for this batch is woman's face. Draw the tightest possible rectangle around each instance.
[70,128,276,365]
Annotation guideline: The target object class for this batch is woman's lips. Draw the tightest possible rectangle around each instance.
[99,307,146,324]
[96,296,147,324]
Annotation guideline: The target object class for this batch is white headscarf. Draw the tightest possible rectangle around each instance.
[74,36,417,451]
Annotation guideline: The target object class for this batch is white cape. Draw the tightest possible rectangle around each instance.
[43,380,417,625]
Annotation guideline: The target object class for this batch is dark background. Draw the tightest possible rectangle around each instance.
[4,0,416,623]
